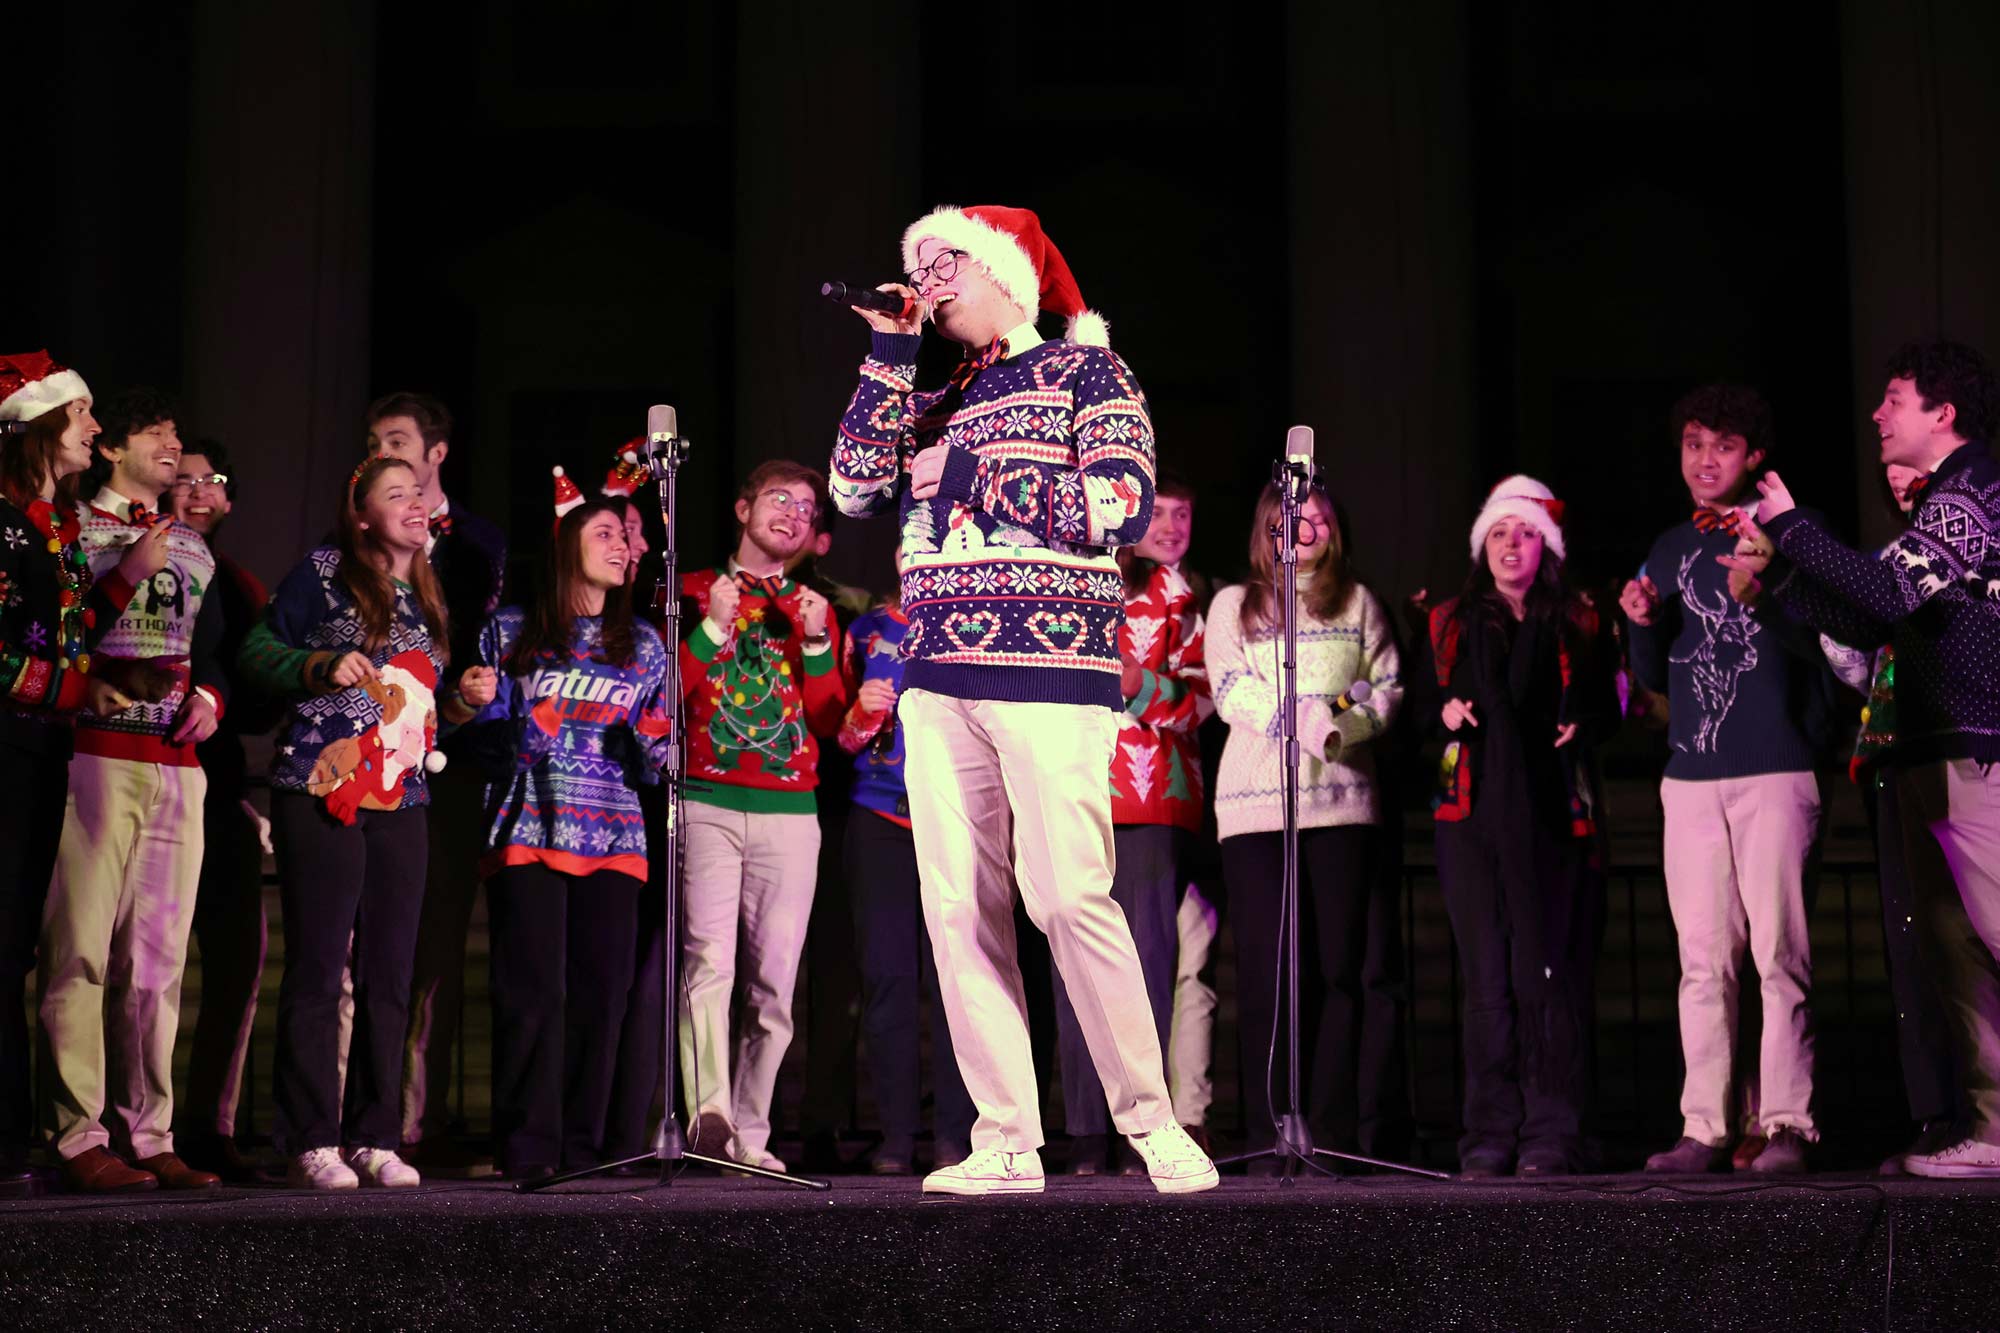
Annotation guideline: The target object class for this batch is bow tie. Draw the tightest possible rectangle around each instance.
[734,571,786,601]
[1904,473,1934,506]
[1692,506,1742,538]
[126,501,154,527]
[428,512,453,540]
[948,336,1010,391]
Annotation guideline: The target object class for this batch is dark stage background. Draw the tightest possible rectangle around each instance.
[16,1,2000,604]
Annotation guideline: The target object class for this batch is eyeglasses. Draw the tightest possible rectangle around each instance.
[169,473,230,493]
[906,248,968,291]
[760,488,819,522]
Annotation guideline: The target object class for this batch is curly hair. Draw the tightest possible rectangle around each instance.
[1670,383,1774,461]
[1887,340,2000,445]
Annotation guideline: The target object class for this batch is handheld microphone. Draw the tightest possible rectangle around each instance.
[821,281,915,320]
[1330,678,1373,714]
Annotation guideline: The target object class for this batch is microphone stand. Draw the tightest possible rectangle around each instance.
[1215,451,1447,1187]
[520,425,827,1194]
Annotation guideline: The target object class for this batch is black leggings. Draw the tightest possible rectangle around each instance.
[487,863,641,1172]
[1,744,68,1157]
[270,793,427,1155]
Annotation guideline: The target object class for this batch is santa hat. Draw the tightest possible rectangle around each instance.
[901,205,1110,347]
[1469,474,1567,563]
[552,466,584,519]
[0,350,91,423]
[601,438,647,498]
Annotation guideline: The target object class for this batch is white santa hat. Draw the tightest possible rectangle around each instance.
[1469,474,1567,563]
[0,350,91,423]
[901,205,1110,347]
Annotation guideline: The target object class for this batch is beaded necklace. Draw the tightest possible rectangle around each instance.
[24,498,95,674]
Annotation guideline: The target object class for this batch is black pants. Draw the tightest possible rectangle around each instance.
[1870,778,1957,1125]
[487,864,641,1172]
[1225,825,1393,1153]
[184,789,269,1141]
[1435,817,1601,1160]
[1,744,67,1158]
[270,793,427,1155]
[846,810,974,1159]
[801,805,860,1145]
[603,783,667,1160]
[1054,824,1179,1139]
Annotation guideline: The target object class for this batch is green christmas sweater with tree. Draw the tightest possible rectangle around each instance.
[679,566,847,813]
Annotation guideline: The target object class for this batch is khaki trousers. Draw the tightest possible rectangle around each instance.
[1897,758,2000,1142]
[1660,772,1820,1145]
[901,688,1173,1153]
[1167,881,1220,1125]
[677,802,821,1158]
[40,753,206,1159]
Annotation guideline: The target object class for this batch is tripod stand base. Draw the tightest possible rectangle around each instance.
[514,1116,833,1193]
[1215,1114,1450,1185]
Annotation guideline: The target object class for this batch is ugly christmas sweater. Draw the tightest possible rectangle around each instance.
[838,602,912,826]
[830,324,1156,710]
[680,566,847,814]
[0,495,137,755]
[462,607,672,881]
[74,490,228,766]
[240,546,447,823]
[1111,560,1210,830]
[1206,581,1402,841]
[1766,443,2000,764]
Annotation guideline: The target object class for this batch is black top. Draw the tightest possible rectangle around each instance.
[429,500,507,684]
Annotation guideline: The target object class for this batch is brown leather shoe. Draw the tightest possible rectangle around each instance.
[61,1146,158,1193]
[135,1152,222,1190]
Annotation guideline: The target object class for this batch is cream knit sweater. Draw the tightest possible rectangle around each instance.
[1206,581,1402,840]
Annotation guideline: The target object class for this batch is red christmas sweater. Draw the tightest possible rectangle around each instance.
[679,566,847,813]
[1110,561,1210,829]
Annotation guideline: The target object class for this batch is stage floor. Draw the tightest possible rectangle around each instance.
[4,1171,1995,1330]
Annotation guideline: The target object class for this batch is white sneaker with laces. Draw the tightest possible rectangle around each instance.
[922,1147,1045,1196]
[1903,1136,2000,1179]
[737,1149,787,1174]
[1127,1121,1220,1194]
[345,1146,422,1188]
[288,1147,359,1191]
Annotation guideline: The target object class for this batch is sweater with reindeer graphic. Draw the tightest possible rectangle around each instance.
[830,327,1155,710]
[1626,518,1829,780]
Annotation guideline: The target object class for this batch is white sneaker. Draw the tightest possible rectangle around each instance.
[922,1147,1045,1196]
[1127,1121,1220,1194]
[736,1149,787,1173]
[288,1147,359,1191]
[345,1146,422,1188]
[1903,1136,2000,1179]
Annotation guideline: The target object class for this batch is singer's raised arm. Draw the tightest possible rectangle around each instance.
[830,331,922,519]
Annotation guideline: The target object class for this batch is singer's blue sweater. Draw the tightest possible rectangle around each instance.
[830,326,1156,710]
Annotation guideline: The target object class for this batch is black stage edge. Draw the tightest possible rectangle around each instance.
[4,1175,1997,1330]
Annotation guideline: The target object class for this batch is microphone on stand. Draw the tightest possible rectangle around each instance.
[821,282,916,320]
[1330,678,1373,715]
[1284,424,1315,503]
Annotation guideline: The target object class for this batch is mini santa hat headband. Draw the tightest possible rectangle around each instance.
[0,350,91,425]
[552,440,652,518]
[902,205,1110,347]
[1469,474,1567,563]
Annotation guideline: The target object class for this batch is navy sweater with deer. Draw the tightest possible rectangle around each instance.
[1625,517,1830,781]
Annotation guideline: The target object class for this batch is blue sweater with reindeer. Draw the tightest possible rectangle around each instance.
[830,324,1156,710]
[1625,517,1833,781]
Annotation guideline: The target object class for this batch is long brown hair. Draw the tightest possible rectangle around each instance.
[508,500,638,673]
[1238,480,1354,636]
[0,403,85,511]
[337,457,451,659]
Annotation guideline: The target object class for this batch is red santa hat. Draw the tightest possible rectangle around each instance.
[0,350,92,424]
[901,205,1110,347]
[552,466,584,518]
[1469,474,1567,563]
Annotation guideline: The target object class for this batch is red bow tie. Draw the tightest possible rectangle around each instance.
[1904,473,1934,506]
[948,336,1010,391]
[428,512,453,540]
[734,570,785,601]
[127,501,154,527]
[1692,506,1742,538]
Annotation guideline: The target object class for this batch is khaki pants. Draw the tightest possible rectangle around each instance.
[677,802,821,1158]
[39,754,206,1160]
[1660,772,1820,1146]
[901,688,1173,1153]
[1897,758,2000,1142]
[1167,881,1220,1126]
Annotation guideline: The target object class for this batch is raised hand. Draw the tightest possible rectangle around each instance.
[853,282,926,337]
[1442,697,1479,732]
[1619,575,1660,627]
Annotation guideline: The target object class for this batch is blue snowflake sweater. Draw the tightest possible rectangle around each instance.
[836,604,912,825]
[830,325,1156,709]
[461,607,673,881]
